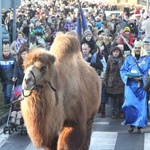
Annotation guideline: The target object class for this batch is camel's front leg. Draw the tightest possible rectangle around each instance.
[57,122,86,150]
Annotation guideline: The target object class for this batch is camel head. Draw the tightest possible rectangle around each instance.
[22,48,56,91]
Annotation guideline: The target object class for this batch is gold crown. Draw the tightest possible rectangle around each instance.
[3,44,10,50]
[134,40,143,47]
[97,35,113,42]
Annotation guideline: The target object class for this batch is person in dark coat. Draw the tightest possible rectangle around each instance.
[81,29,97,55]
[81,42,104,73]
[123,4,130,18]
[91,46,108,118]
[12,43,29,86]
[104,46,124,118]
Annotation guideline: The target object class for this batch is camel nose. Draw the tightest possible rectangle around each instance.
[23,71,35,90]
[25,75,33,84]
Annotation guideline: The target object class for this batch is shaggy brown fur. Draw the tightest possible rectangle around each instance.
[21,33,101,150]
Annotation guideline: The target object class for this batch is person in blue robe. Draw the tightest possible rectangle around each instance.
[120,39,150,133]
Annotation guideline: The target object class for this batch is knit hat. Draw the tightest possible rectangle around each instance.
[123,26,130,32]
[83,29,92,37]
[143,37,150,44]
[96,22,102,29]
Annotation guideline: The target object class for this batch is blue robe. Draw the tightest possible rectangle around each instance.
[120,54,150,127]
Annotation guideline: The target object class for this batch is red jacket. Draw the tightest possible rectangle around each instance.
[120,33,133,46]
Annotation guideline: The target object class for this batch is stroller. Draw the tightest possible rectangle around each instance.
[3,85,27,135]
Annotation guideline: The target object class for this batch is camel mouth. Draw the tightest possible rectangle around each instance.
[22,76,35,91]
[23,69,36,91]
[22,83,34,91]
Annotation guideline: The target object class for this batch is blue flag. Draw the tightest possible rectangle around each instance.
[77,16,82,38]
[80,8,88,32]
[76,0,88,38]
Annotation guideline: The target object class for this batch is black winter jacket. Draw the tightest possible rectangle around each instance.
[0,55,16,84]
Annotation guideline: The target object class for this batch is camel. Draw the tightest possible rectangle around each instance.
[21,33,101,150]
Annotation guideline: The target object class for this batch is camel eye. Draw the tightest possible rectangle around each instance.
[40,66,46,74]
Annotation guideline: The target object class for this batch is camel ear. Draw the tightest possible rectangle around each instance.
[48,54,56,64]
[39,53,56,65]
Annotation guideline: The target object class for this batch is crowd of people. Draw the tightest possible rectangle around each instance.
[1,0,150,132]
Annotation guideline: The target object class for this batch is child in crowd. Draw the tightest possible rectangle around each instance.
[0,44,16,105]
[9,85,22,125]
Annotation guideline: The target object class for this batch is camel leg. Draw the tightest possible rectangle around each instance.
[57,122,86,150]
[81,115,95,150]
[43,135,58,150]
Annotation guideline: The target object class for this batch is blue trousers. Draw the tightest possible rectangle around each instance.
[2,83,13,104]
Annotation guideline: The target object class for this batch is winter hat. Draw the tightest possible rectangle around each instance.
[96,21,102,29]
[83,29,92,37]
[142,18,150,43]
[123,26,130,32]
[66,17,72,22]
[143,37,150,44]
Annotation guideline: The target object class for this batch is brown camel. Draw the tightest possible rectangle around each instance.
[21,33,101,150]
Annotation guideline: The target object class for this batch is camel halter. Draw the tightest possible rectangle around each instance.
[22,70,58,105]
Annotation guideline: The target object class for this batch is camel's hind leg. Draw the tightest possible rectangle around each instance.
[81,114,95,150]
[43,135,58,150]
[57,122,86,150]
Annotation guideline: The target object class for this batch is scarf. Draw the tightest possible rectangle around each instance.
[3,54,10,59]
[15,38,27,53]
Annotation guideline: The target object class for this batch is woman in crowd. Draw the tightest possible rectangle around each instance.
[12,42,29,86]
[105,46,124,119]
[10,31,27,57]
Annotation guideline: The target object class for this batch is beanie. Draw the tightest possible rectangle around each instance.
[83,29,92,37]
[143,37,150,44]
[124,26,130,32]
[96,22,102,29]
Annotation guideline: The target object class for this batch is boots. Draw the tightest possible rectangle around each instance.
[137,127,144,133]
[128,125,135,133]
[100,104,105,118]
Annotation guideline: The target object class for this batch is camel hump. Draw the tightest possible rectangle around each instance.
[50,33,82,59]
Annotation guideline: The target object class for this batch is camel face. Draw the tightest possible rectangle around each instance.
[23,63,47,90]
[22,49,56,91]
